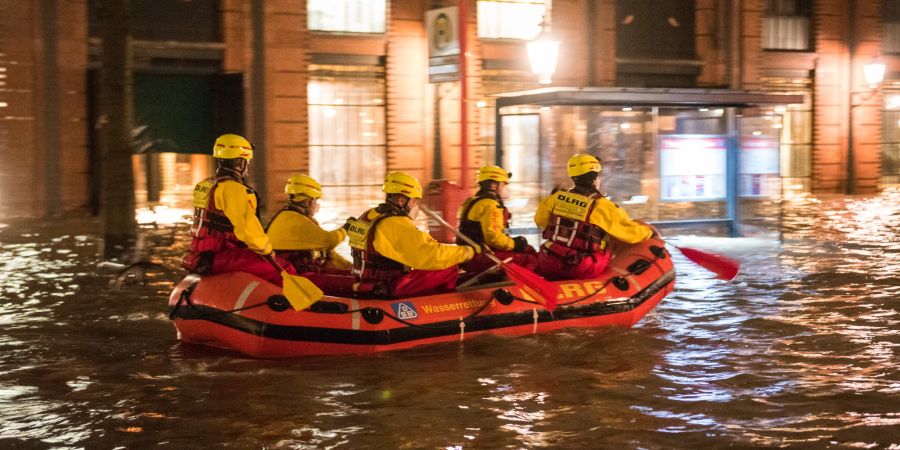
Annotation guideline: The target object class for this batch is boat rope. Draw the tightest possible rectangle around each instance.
[343,296,496,329]
[504,250,667,308]
[170,246,669,328]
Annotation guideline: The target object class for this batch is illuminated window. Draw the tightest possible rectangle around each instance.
[477,0,545,40]
[763,0,812,51]
[882,93,900,184]
[308,73,386,187]
[308,0,386,33]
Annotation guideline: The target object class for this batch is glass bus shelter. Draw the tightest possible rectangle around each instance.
[493,87,804,236]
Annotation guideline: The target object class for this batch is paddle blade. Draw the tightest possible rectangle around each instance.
[675,246,740,281]
[501,262,559,311]
[281,272,324,311]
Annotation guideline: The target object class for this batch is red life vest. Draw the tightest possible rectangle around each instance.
[188,177,254,254]
[541,189,607,254]
[347,206,407,282]
[265,204,327,273]
[457,193,511,247]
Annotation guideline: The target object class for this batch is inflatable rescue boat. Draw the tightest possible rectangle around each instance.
[168,237,675,358]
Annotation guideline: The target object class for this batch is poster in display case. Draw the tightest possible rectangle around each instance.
[659,135,727,201]
[739,137,780,197]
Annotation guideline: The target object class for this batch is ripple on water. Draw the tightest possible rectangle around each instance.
[2,194,900,447]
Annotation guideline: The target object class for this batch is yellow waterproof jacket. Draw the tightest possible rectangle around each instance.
[358,208,475,270]
[267,209,351,270]
[458,196,515,251]
[214,180,273,255]
[534,193,652,244]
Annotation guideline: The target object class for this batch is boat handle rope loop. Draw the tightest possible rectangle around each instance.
[504,252,666,308]
[170,247,669,330]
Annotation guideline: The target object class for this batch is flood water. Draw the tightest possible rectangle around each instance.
[1,191,899,448]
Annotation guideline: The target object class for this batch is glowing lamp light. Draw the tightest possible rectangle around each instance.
[527,31,560,85]
[863,62,886,88]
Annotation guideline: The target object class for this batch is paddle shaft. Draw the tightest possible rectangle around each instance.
[263,253,287,275]
[421,206,503,265]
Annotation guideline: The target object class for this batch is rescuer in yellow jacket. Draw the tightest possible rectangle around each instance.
[457,165,538,276]
[182,134,296,285]
[347,171,477,298]
[266,173,356,295]
[534,154,654,280]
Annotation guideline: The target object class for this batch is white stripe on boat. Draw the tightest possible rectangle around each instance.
[234,281,260,311]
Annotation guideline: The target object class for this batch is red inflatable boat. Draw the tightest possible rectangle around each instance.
[168,237,675,358]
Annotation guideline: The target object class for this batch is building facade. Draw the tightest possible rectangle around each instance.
[0,0,897,218]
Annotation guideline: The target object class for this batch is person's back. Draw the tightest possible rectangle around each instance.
[348,172,476,298]
[534,154,652,281]
[267,173,355,295]
[181,134,295,286]
[457,165,538,276]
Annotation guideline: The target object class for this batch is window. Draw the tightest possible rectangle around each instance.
[308,0,386,33]
[762,78,813,193]
[886,0,900,54]
[763,0,811,51]
[89,0,221,42]
[882,93,900,184]
[308,72,386,188]
[616,0,696,60]
[477,0,545,40]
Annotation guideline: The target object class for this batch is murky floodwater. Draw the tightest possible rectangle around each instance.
[1,191,899,448]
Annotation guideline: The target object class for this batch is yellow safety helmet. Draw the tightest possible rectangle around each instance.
[212,134,253,160]
[382,171,423,199]
[285,173,322,199]
[477,165,512,183]
[567,154,602,177]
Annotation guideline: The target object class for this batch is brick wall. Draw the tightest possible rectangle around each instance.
[0,0,88,218]
[386,0,429,183]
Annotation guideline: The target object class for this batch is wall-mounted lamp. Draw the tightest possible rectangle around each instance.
[863,61,886,88]
[526,1,559,85]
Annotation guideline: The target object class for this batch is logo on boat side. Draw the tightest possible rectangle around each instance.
[392,302,419,320]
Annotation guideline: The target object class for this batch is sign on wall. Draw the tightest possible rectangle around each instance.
[659,135,727,201]
[739,137,780,198]
[425,6,460,83]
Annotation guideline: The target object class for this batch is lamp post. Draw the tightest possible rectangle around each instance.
[847,61,885,194]
[527,0,559,85]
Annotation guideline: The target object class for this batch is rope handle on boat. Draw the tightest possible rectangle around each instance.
[170,247,669,325]
[168,280,276,319]
[501,248,667,308]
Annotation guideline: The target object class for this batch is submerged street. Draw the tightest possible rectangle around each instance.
[0,191,898,448]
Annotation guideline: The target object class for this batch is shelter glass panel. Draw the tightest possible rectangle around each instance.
[501,114,541,229]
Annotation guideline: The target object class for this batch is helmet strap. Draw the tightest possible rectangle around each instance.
[382,194,412,215]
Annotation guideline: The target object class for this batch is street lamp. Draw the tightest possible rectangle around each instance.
[863,61,886,88]
[527,1,559,85]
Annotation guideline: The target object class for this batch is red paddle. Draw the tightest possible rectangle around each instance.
[422,206,559,310]
[670,244,740,281]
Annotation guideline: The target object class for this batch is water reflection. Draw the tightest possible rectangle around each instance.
[1,192,900,447]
